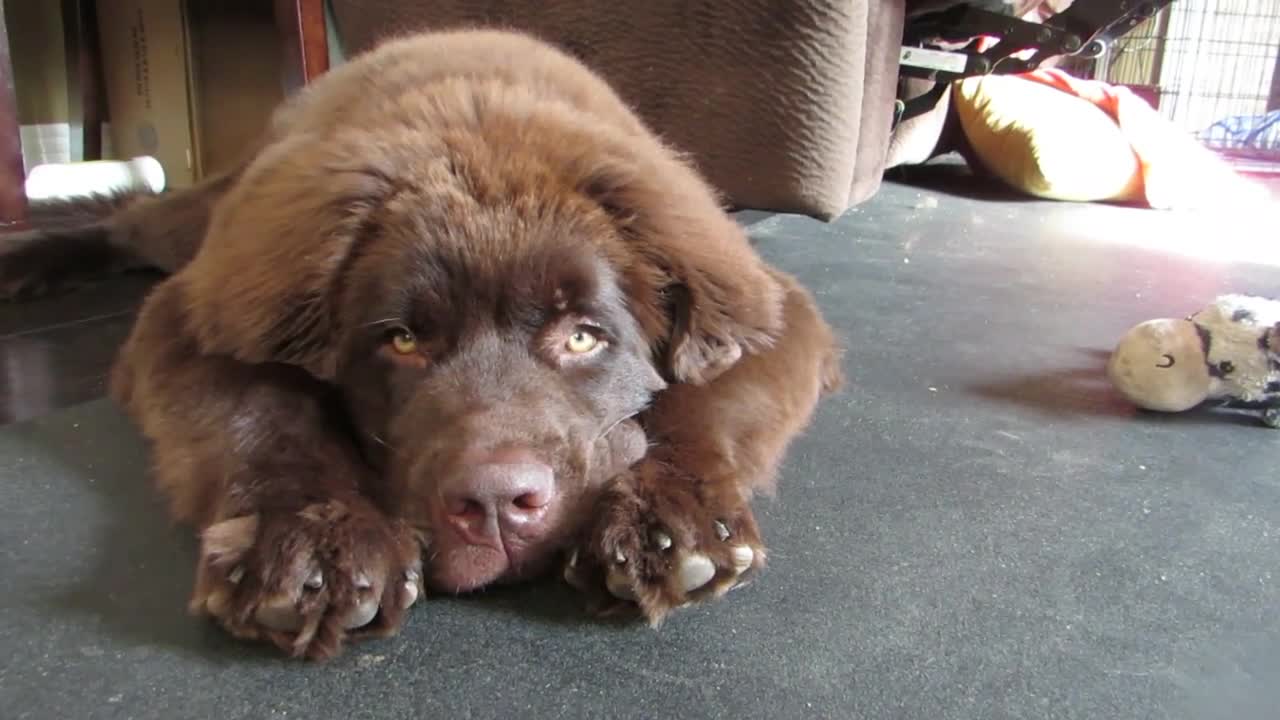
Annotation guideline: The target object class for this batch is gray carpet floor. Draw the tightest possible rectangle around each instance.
[2,174,1277,719]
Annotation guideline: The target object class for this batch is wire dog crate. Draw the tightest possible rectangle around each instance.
[1102,0,1280,163]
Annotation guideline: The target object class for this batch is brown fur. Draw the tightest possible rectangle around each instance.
[2,29,842,659]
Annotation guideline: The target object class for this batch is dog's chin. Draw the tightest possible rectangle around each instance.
[427,537,560,593]
[429,544,510,593]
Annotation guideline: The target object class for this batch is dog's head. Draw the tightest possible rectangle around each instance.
[177,102,784,592]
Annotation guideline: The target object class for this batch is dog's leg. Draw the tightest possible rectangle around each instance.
[566,271,843,621]
[112,280,423,660]
[0,169,238,300]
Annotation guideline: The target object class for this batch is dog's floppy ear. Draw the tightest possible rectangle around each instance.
[176,133,392,380]
[578,150,785,385]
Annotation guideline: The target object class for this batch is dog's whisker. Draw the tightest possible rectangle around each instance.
[361,317,401,328]
[595,411,639,443]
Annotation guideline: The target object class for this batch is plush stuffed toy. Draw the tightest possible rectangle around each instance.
[1107,294,1280,427]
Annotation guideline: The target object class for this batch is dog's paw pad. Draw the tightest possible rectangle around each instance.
[676,552,716,593]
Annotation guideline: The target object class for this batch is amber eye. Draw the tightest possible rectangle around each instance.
[389,328,418,355]
[565,328,600,354]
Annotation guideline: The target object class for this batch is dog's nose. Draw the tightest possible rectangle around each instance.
[444,448,555,546]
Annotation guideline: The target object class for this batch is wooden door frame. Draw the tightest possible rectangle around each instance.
[274,0,330,95]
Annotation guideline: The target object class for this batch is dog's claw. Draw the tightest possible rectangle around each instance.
[255,599,304,632]
[651,530,673,551]
[403,566,423,608]
[402,581,420,608]
[714,520,731,541]
[606,566,636,600]
[304,570,324,590]
[206,588,231,616]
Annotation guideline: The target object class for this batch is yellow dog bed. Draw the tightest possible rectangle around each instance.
[953,70,1267,209]
[953,73,1143,204]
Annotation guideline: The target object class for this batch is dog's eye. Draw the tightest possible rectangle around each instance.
[565,328,601,354]
[388,328,418,355]
[378,326,428,369]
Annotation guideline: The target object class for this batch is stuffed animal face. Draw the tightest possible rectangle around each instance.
[1107,318,1211,412]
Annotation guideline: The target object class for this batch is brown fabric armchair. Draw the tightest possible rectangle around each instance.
[325,1,908,220]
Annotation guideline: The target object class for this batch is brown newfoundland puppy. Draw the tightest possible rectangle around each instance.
[0,29,842,659]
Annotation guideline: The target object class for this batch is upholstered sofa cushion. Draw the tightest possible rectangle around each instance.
[329,0,906,219]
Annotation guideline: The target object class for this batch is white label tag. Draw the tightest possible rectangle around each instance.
[899,46,969,74]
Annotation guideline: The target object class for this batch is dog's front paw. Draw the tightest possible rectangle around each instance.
[564,459,764,623]
[189,498,423,660]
